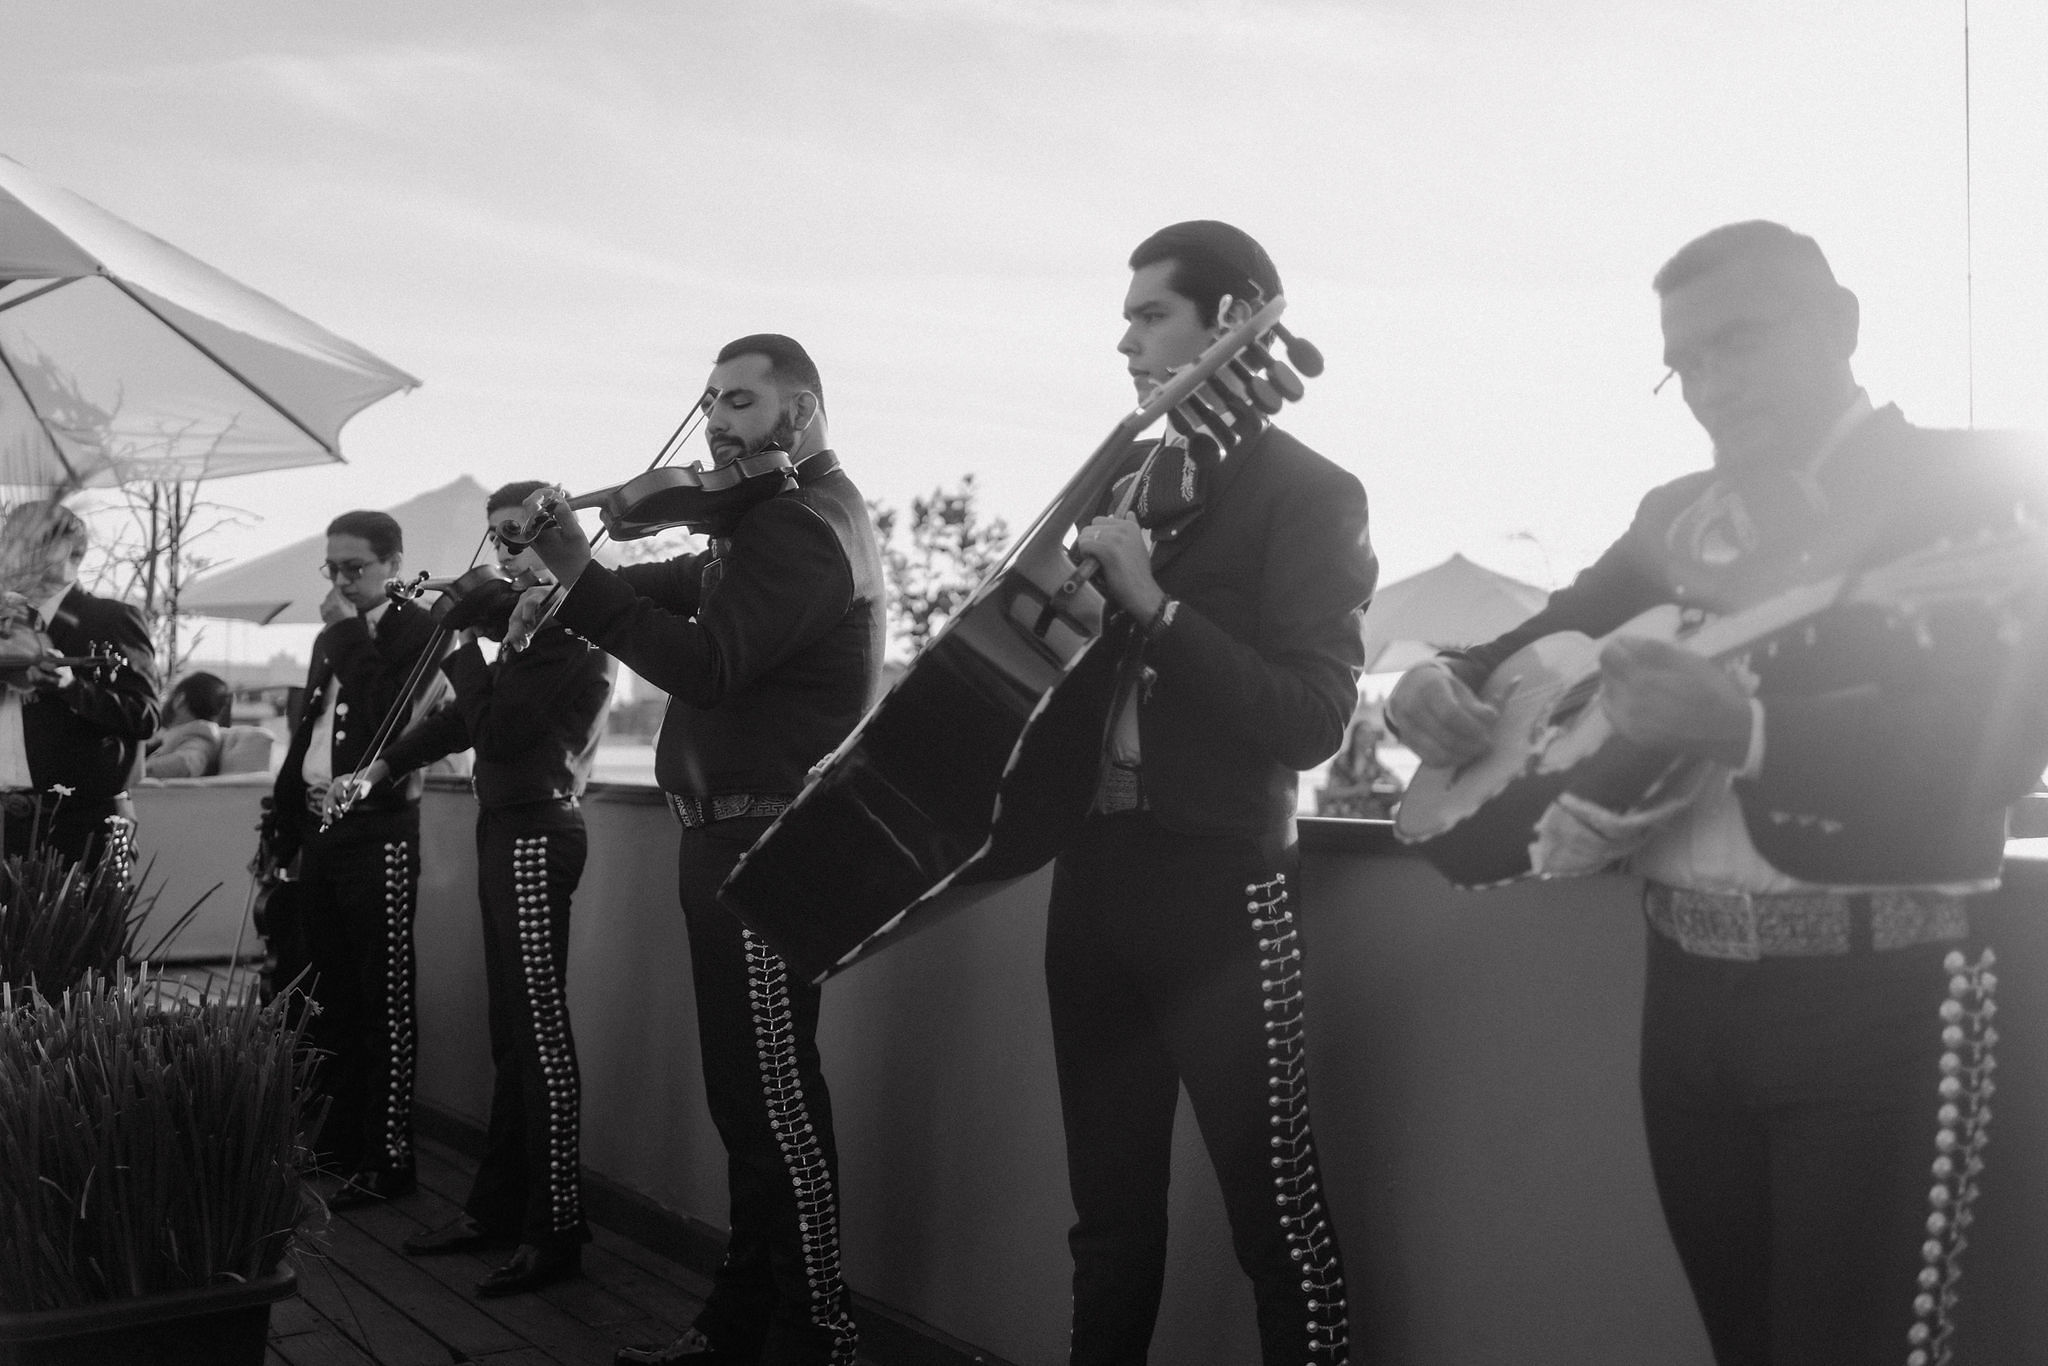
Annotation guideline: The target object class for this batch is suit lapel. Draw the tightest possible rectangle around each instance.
[1149,424,1269,577]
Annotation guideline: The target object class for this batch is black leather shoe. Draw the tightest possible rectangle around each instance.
[402,1215,508,1256]
[613,1327,750,1363]
[327,1167,416,1210]
[475,1242,581,1297]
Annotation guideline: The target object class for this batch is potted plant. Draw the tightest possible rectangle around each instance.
[0,830,320,1366]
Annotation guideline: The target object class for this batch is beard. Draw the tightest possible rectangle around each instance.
[713,408,800,465]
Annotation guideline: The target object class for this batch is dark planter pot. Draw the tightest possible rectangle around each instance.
[0,1264,296,1366]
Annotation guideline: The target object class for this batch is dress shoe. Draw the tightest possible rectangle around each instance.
[402,1214,509,1256]
[614,1327,750,1363]
[475,1242,581,1297]
[326,1167,416,1210]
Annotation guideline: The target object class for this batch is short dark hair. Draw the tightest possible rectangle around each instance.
[326,509,402,559]
[169,671,233,726]
[486,480,551,514]
[715,333,824,411]
[1129,221,1284,328]
[1653,220,1841,302]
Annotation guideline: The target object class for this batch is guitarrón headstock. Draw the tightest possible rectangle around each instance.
[1132,295,1323,458]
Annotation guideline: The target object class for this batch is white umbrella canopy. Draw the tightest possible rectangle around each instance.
[179,476,634,626]
[179,476,499,626]
[0,153,418,494]
[1360,553,1551,673]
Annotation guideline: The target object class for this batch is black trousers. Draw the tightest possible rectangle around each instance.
[297,805,420,1177]
[1045,813,1349,1366]
[677,814,857,1366]
[462,801,588,1249]
[1640,927,1998,1365]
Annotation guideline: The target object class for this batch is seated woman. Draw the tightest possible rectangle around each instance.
[144,672,234,779]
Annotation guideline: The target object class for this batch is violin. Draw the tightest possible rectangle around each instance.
[498,449,798,547]
[383,564,546,637]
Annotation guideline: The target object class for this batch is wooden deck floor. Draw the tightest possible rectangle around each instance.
[266,1138,731,1366]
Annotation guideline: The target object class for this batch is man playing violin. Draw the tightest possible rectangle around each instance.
[0,500,158,868]
[344,481,614,1298]
[1048,221,1375,1365]
[264,509,444,1208]
[522,335,884,1366]
[1387,221,2048,1363]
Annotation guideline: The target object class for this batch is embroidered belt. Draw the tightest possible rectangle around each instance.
[666,792,793,829]
[1644,882,1969,961]
[1095,762,1146,815]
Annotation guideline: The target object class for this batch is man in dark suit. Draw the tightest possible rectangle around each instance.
[525,335,884,1366]
[1049,221,1376,1366]
[0,501,158,868]
[1389,220,2048,1364]
[264,509,442,1207]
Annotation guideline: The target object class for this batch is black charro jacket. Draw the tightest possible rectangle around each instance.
[552,452,886,798]
[270,599,443,854]
[1093,425,1378,839]
[381,622,613,809]
[20,586,159,799]
[1443,408,2048,888]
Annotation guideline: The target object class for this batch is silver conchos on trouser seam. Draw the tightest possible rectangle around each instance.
[1248,872,1349,1364]
[514,834,581,1233]
[742,929,858,1364]
[103,814,135,887]
[382,839,416,1168]
[1906,947,1998,1366]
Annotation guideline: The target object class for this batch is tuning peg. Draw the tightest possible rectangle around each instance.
[1265,361,1305,404]
[1274,324,1324,378]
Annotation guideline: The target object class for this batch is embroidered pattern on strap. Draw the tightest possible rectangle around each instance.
[1247,872,1348,1363]
[1907,947,1997,1366]
[742,929,858,1363]
[514,834,582,1234]
[381,838,417,1169]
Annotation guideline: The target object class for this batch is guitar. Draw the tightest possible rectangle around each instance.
[721,297,1322,981]
[1392,527,2048,888]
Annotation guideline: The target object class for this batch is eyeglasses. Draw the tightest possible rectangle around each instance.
[319,558,383,583]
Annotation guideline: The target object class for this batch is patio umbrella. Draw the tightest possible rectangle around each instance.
[0,153,418,495]
[1359,553,1550,673]
[179,476,633,626]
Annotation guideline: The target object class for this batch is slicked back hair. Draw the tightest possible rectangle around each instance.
[326,509,403,560]
[487,479,552,514]
[1653,220,1842,307]
[715,333,824,413]
[1129,220,1283,328]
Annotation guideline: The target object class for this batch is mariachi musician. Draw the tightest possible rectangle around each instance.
[264,509,444,1208]
[348,481,615,1298]
[1048,221,1376,1366]
[0,501,158,869]
[520,334,884,1366]
[1389,221,2048,1363]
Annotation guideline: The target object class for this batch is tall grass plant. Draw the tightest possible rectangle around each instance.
[0,972,320,1312]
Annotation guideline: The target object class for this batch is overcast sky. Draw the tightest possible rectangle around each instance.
[5,0,2045,624]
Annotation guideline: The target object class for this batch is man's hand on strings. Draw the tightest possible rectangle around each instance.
[524,492,594,589]
[1074,513,1165,622]
[1597,636,1753,768]
[1387,661,1498,769]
